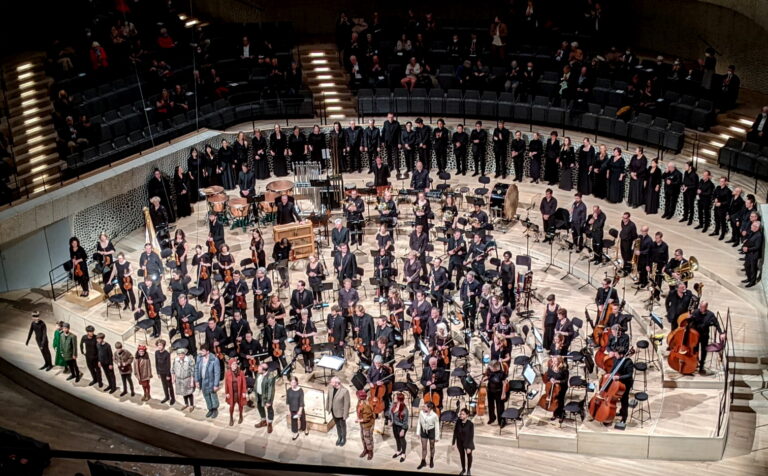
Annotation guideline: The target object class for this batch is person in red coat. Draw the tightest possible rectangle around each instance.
[225,359,247,426]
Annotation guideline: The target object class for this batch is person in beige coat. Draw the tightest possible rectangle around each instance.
[134,344,153,401]
[325,376,350,447]
[114,341,134,397]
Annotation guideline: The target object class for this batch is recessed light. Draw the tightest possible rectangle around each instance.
[728,126,746,133]
[22,107,39,116]
[316,75,332,80]
[311,59,328,65]
[309,52,325,57]
[701,149,716,156]
[319,82,336,88]
[16,63,33,71]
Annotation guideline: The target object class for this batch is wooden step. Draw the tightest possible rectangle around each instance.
[12,130,58,155]
[8,113,52,130]
[5,89,49,109]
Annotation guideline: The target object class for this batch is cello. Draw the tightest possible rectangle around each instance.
[368,371,394,415]
[538,378,562,413]
[666,313,700,375]
[423,389,442,416]
[588,350,634,423]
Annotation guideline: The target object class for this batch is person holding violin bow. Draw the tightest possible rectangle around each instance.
[229,311,251,350]
[409,223,430,275]
[374,246,394,297]
[109,252,136,311]
[490,333,511,374]
[466,233,488,280]
[326,304,347,357]
[265,295,288,326]
[373,315,396,354]
[690,301,723,375]
[294,309,317,373]
[208,288,225,325]
[138,275,165,338]
[204,317,228,379]
[252,267,272,326]
[372,336,395,364]
[420,356,449,412]
[225,270,249,319]
[249,229,266,269]
[263,315,289,375]
[95,232,116,285]
[430,323,453,369]
[192,245,213,302]
[173,294,198,355]
[553,308,576,354]
[338,277,360,321]
[541,356,569,423]
[290,280,314,321]
[403,250,423,301]
[69,237,90,297]
[429,257,450,313]
[217,244,235,283]
[367,354,393,420]
[173,229,190,277]
[387,289,406,335]
[447,229,467,286]
[409,290,432,350]
[352,305,375,357]
[207,212,225,252]
[460,271,482,334]
[238,330,263,387]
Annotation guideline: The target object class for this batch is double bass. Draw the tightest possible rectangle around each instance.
[592,272,620,342]
[666,313,700,375]
[588,350,633,423]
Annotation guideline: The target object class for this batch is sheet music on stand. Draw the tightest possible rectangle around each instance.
[316,355,346,384]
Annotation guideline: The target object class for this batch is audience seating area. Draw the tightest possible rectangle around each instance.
[719,138,768,180]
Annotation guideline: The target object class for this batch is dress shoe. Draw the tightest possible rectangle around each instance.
[67,374,75,381]
[98,382,103,388]
[741,279,751,284]
[75,373,82,383]
[109,387,117,394]
[360,450,368,458]
[120,389,127,396]
[678,218,687,223]
[205,410,213,418]
[45,366,52,372]
[746,282,756,288]
[472,172,479,177]
[267,422,273,433]
[211,410,218,419]
[417,460,427,470]
[460,470,466,476]
[161,397,169,404]
[38,364,48,370]
[709,231,718,236]
[429,458,434,468]
[255,420,268,428]
[339,439,346,446]
[367,452,373,460]
[393,453,401,459]
[239,414,243,424]
[701,227,708,233]
[694,225,703,230]
[719,235,726,241]
[230,416,235,426]
[732,242,740,248]
[170,399,176,405]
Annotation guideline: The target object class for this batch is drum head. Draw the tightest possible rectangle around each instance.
[266,180,294,194]
[229,198,248,207]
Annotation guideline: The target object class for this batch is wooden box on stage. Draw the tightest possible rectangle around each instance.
[273,222,316,260]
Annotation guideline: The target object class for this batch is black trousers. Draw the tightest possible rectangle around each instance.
[385,143,399,170]
[448,259,464,286]
[393,423,407,453]
[729,217,741,243]
[403,149,416,171]
[160,373,175,400]
[543,322,555,350]
[494,148,508,176]
[418,146,431,166]
[346,149,361,172]
[120,373,134,393]
[696,333,711,370]
[593,237,603,261]
[37,342,53,368]
[435,147,447,172]
[290,410,307,433]
[119,284,136,309]
[86,358,102,385]
[487,390,505,424]
[682,190,696,223]
[698,198,712,228]
[745,253,759,283]
[619,382,632,422]
[455,150,467,173]
[301,350,314,370]
[348,220,364,246]
[432,289,446,313]
[663,189,679,217]
[638,259,649,286]
[463,304,477,332]
[571,225,584,249]
[713,207,728,236]
[103,366,116,390]
[513,155,524,180]
[457,444,473,471]
[473,150,486,175]
[502,280,515,308]
[334,416,347,441]
[66,359,80,377]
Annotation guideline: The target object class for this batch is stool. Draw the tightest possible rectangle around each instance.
[634,362,648,393]
[562,401,584,431]
[630,391,651,427]
[446,386,466,411]
[106,294,127,320]
[635,340,654,367]
[500,407,521,437]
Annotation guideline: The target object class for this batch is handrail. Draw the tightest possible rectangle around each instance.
[715,308,735,437]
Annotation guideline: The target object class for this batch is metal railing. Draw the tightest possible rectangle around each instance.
[716,308,735,437]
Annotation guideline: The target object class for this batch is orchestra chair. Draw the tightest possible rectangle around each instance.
[440,405,459,432]
[511,355,531,379]
[570,317,586,349]
[458,186,470,210]
[436,172,451,192]
[500,404,524,437]
[450,366,466,387]
[188,286,204,306]
[567,375,587,400]
[567,350,588,379]
[445,385,467,415]
[106,293,127,320]
[561,400,585,431]
[134,318,155,344]
[352,268,367,298]
[475,176,491,208]
[450,346,470,369]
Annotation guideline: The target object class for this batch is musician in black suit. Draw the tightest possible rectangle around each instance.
[363,119,381,172]
[400,121,417,172]
[588,205,606,264]
[208,213,225,250]
[690,302,723,375]
[510,130,526,182]
[275,194,301,225]
[540,189,557,241]
[420,356,449,410]
[238,330,263,377]
[411,160,430,191]
[352,305,375,356]
[237,163,255,198]
[695,170,714,233]
[230,311,251,344]
[595,278,619,314]
[648,232,669,294]
[344,189,365,246]
[326,305,347,357]
[711,177,732,240]
[680,161,698,226]
[460,272,482,333]
[371,156,390,188]
[466,233,487,280]
[338,278,359,320]
[727,188,745,245]
[225,271,249,319]
[570,193,587,251]
[334,243,357,284]
[492,120,510,178]
[138,275,165,337]
[381,113,401,171]
[743,220,763,288]
[452,124,469,175]
[374,247,394,296]
[610,348,634,425]
[430,257,450,313]
[290,280,314,321]
[343,120,363,173]
[263,315,289,373]
[204,317,228,378]
[635,225,653,287]
[470,121,488,177]
[661,162,682,219]
[415,118,432,166]
[252,267,272,326]
[665,283,693,330]
[331,219,350,255]
[447,229,467,286]
[432,119,449,173]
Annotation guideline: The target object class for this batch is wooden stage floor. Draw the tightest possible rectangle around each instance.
[1,170,767,474]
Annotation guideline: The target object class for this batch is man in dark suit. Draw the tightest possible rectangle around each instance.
[381,113,401,171]
[665,283,693,330]
[719,65,740,111]
[470,121,487,176]
[661,162,682,219]
[275,194,300,225]
[588,205,606,263]
[343,120,363,172]
[492,120,510,178]
[570,193,587,251]
[742,220,763,288]
[747,106,768,145]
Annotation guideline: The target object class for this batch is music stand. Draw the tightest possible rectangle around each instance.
[316,354,346,385]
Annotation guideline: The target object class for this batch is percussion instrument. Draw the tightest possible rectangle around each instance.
[376,185,391,197]
[208,194,227,213]
[265,180,294,203]
[228,198,250,218]
[344,184,357,197]
[203,186,224,198]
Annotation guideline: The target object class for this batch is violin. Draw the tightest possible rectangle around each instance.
[207,239,217,255]
[412,316,422,336]
[538,377,562,413]
[441,347,450,366]
[74,261,84,278]
[215,344,224,360]
[251,239,259,266]
[272,342,283,358]
[182,320,193,337]
[122,275,133,290]
[104,254,112,267]
[211,308,219,323]
[301,336,312,353]
[666,314,700,375]
[224,268,233,283]
[248,356,259,372]
[354,336,366,353]
[200,264,210,280]
[147,302,158,319]
[389,313,401,331]
[235,294,246,310]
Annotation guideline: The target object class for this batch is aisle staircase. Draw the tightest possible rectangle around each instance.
[730,355,768,413]
[298,44,355,122]
[1,54,63,196]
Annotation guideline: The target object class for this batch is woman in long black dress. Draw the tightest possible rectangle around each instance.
[250,129,270,179]
[644,158,662,215]
[270,124,289,177]
[558,136,575,191]
[233,132,249,171]
[173,229,190,276]
[69,237,89,297]
[307,124,326,169]
[249,229,266,269]
[95,233,116,286]
[528,132,543,183]
[203,144,217,187]
[544,131,560,185]
[305,254,325,304]
[288,126,307,164]
[591,144,608,199]
[218,139,236,190]
[173,166,192,218]
[187,148,201,203]
[604,147,626,204]
[577,138,595,196]
[329,121,345,174]
[627,147,647,208]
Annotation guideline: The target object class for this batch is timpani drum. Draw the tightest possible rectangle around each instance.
[203,186,225,198]
[228,198,250,218]
[265,180,294,203]
[207,194,227,213]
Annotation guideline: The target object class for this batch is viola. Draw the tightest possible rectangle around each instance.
[122,275,133,290]
[272,342,283,358]
[251,240,259,266]
[301,337,312,353]
[74,261,84,278]
[412,316,422,335]
[248,356,259,372]
[214,344,224,360]
[147,302,158,319]
[354,336,366,353]
[235,294,246,310]
[104,254,112,267]
[441,347,450,366]
[200,264,210,280]
[666,316,700,375]
[389,313,401,331]
[207,239,217,255]
[423,389,442,416]
[328,333,335,344]
[538,378,562,412]
[182,321,193,337]
[211,308,219,323]
[224,268,233,283]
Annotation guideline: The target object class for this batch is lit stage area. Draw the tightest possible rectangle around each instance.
[0,121,766,476]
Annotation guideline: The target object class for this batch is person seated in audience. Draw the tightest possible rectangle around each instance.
[363,33,378,63]
[240,36,254,61]
[747,106,768,145]
[401,57,422,91]
[456,60,472,88]
[258,40,275,63]
[58,116,89,154]
[471,59,490,89]
[394,33,412,58]
[149,59,173,85]
[155,89,175,124]
[156,27,177,55]
[89,41,109,73]
[368,56,387,88]
[267,58,285,92]
[447,34,463,63]
[285,61,302,96]
[77,115,100,147]
[348,56,366,90]
[172,85,189,113]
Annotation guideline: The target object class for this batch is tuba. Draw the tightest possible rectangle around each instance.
[664,256,698,286]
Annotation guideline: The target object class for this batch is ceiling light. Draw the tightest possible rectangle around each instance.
[326,106,342,111]
[185,20,199,28]
[325,98,340,103]
[178,14,188,20]
[322,91,338,95]
[329,114,346,119]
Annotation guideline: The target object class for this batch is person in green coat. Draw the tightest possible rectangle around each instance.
[52,321,67,369]
[59,323,81,382]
